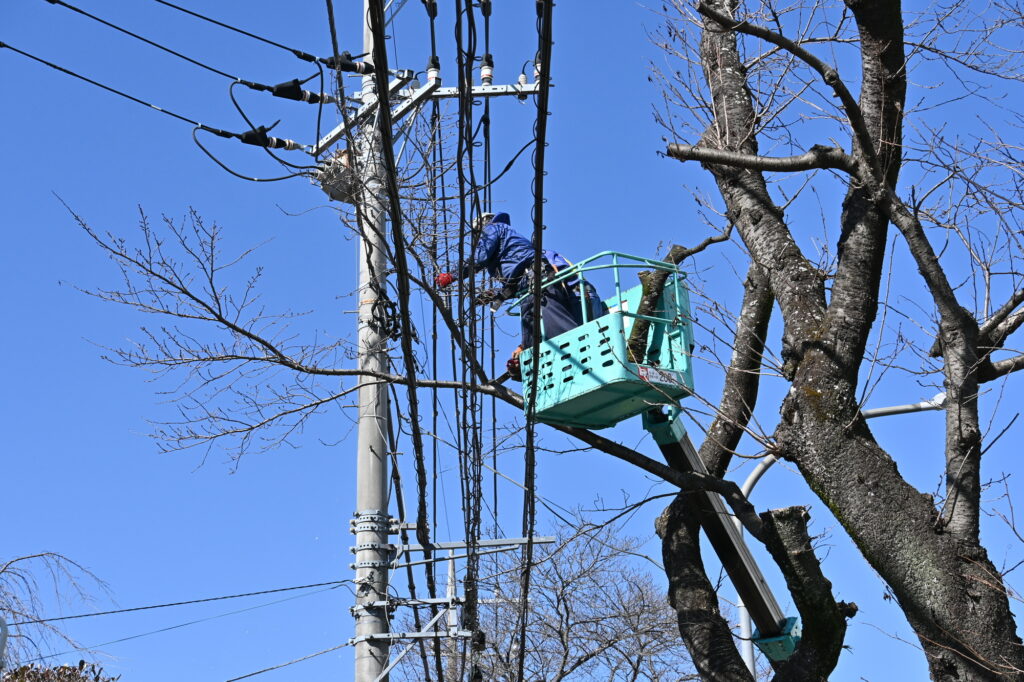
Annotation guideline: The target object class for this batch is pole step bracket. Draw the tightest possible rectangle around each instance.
[753,617,802,661]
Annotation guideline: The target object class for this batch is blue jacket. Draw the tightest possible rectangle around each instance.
[461,213,536,281]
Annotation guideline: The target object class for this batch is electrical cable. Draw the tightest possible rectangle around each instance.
[1,40,217,130]
[25,584,346,664]
[12,579,352,626]
[225,641,351,681]
[44,0,336,104]
[367,0,436,629]
[385,407,435,682]
[516,3,553,680]
[228,82,319,171]
[152,0,328,66]
[192,127,308,182]
[451,3,487,678]
[1,39,308,177]
[422,5,445,677]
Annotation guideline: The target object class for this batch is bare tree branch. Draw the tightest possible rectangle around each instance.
[696,1,881,182]
[667,143,857,175]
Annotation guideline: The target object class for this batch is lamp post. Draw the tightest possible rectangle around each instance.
[734,392,947,673]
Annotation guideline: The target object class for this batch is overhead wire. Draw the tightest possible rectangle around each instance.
[44,0,337,105]
[0,41,310,182]
[0,40,221,131]
[419,3,447,677]
[152,0,331,66]
[11,579,352,626]
[228,81,320,171]
[365,5,442,679]
[516,2,554,680]
[26,584,346,664]
[452,2,487,678]
[385,402,434,682]
[479,0,500,546]
[224,641,351,681]
[192,127,308,182]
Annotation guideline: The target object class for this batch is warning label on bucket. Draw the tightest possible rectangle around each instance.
[637,366,683,386]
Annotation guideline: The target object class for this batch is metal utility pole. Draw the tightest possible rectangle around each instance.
[352,1,391,679]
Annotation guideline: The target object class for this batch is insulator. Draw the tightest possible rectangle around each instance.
[480,53,494,86]
[270,79,337,104]
[427,55,441,83]
[324,51,375,74]
[237,125,303,150]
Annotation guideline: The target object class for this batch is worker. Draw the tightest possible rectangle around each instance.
[434,212,594,380]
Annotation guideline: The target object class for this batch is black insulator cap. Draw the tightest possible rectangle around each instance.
[323,50,375,74]
[480,0,492,16]
[427,55,440,71]
[238,126,271,147]
[482,53,494,67]
[271,79,304,100]
[421,0,437,19]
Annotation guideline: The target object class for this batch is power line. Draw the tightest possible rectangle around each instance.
[45,0,337,104]
[1,38,311,181]
[25,584,346,664]
[0,40,303,151]
[225,641,350,681]
[152,0,325,65]
[12,579,352,626]
[0,40,215,130]
[150,0,373,74]
[517,2,554,680]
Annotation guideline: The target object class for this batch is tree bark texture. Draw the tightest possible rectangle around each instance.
[658,0,1024,678]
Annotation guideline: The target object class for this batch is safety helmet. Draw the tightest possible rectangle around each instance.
[472,213,496,233]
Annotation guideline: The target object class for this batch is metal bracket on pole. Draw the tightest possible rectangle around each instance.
[395,82,542,100]
[390,78,442,124]
[314,71,416,154]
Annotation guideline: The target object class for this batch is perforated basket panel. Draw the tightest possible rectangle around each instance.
[520,277,694,430]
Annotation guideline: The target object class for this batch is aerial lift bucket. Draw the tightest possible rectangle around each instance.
[513,250,801,662]
[518,251,695,430]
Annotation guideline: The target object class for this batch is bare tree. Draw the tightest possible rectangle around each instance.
[1,553,104,671]
[648,0,1024,679]
[394,524,697,682]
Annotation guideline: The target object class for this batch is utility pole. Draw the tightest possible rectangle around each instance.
[318,6,544,680]
[352,1,391,679]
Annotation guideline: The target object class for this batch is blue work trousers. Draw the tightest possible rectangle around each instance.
[519,268,584,349]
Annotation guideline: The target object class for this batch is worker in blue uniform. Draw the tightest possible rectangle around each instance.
[434,212,597,380]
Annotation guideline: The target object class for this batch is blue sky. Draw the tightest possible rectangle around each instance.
[3,1,1021,680]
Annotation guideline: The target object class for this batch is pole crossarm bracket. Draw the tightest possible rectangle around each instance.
[351,631,473,645]
[393,535,555,553]
[395,82,542,100]
[313,71,415,154]
[313,78,540,155]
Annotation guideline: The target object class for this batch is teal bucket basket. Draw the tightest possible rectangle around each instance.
[515,251,695,430]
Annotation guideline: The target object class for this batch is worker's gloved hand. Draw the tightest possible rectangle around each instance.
[435,272,455,288]
[473,287,502,306]
[506,353,522,382]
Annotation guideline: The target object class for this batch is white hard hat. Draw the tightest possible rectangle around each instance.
[472,213,496,232]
